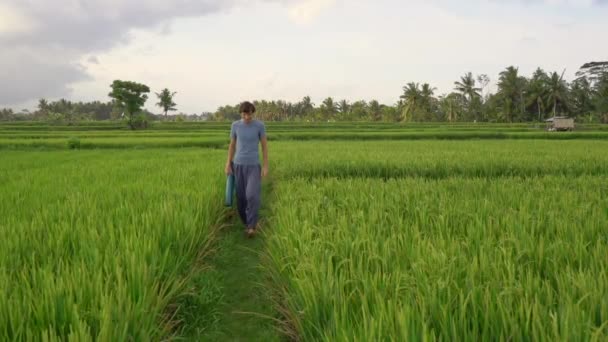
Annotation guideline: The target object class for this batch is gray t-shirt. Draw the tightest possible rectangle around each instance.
[230,119,266,165]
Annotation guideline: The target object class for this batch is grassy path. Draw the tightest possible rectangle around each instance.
[193,178,281,342]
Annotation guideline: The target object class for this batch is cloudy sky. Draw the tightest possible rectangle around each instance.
[1,0,607,113]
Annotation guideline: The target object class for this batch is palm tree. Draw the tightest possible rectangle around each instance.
[454,72,482,121]
[419,83,437,121]
[338,99,350,114]
[368,100,382,121]
[400,83,421,121]
[546,70,568,117]
[498,66,526,122]
[321,97,338,121]
[526,68,549,121]
[439,92,463,122]
[420,84,436,104]
[300,96,314,118]
[454,72,481,102]
[155,88,177,119]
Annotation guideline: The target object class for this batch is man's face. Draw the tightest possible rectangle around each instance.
[241,112,253,123]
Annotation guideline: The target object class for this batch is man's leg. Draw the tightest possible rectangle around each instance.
[234,164,248,225]
[245,164,262,229]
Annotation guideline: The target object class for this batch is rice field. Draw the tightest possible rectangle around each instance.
[1,121,607,340]
[0,149,227,340]
[264,141,608,341]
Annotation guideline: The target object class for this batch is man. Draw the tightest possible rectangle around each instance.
[225,101,269,238]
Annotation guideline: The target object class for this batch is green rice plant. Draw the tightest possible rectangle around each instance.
[272,140,608,180]
[0,137,228,150]
[0,149,227,340]
[264,175,608,341]
[67,137,81,149]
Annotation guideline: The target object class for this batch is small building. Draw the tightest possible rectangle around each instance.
[545,116,574,131]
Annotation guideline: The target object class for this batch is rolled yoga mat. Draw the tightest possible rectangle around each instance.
[225,173,235,207]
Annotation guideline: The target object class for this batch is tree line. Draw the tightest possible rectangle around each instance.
[1,61,607,125]
[210,62,608,123]
[0,84,194,127]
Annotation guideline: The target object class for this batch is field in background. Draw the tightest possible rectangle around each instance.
[1,121,607,340]
[1,121,608,150]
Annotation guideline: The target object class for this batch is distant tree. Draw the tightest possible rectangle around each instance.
[338,99,350,115]
[108,80,150,129]
[575,61,608,85]
[439,93,464,122]
[525,68,549,121]
[35,98,50,120]
[546,70,568,117]
[321,97,338,121]
[594,72,608,122]
[576,61,608,122]
[350,100,368,121]
[454,72,481,103]
[0,108,14,121]
[454,72,482,121]
[155,88,177,119]
[569,77,593,118]
[497,66,527,122]
[400,83,421,121]
[419,83,437,121]
[477,74,491,101]
[368,100,382,121]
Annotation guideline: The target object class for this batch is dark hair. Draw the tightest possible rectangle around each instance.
[239,101,256,114]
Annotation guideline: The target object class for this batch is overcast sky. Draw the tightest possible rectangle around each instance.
[1,0,607,113]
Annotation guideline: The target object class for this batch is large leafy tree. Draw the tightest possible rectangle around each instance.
[569,77,593,118]
[595,72,608,122]
[108,80,150,129]
[576,61,608,122]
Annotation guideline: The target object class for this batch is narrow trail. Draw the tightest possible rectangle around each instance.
[195,177,281,342]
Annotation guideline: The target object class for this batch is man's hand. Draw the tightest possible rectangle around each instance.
[225,163,233,176]
[262,164,269,178]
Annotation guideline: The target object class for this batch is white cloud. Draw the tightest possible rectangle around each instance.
[0,0,291,106]
[0,3,36,34]
[288,0,335,24]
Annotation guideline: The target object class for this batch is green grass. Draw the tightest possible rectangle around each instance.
[195,208,280,341]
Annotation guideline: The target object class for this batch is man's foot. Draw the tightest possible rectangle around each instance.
[246,227,256,238]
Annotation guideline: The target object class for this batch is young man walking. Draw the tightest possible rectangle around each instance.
[225,101,269,238]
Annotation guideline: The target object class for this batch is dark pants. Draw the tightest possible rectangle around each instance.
[233,163,261,228]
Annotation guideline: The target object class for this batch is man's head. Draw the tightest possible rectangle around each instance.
[239,101,256,123]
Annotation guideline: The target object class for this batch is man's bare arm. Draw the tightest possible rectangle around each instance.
[261,136,269,177]
[225,138,236,174]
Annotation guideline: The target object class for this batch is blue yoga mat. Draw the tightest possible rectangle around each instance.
[225,173,235,207]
